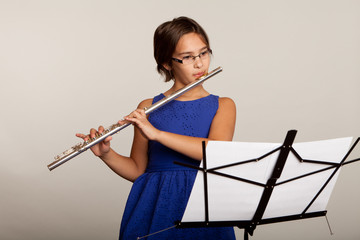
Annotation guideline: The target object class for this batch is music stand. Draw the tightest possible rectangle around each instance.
[175,130,360,239]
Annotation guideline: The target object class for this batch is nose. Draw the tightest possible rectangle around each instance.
[193,55,203,68]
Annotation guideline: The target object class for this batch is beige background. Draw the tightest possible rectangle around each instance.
[1,0,359,239]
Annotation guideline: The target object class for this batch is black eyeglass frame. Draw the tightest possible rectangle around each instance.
[171,49,212,64]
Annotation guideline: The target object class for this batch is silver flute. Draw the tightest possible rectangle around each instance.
[47,66,223,171]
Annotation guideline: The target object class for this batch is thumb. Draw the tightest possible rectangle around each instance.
[102,136,112,145]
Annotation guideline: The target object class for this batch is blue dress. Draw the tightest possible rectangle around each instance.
[119,94,235,240]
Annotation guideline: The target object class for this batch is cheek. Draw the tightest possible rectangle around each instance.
[172,65,190,76]
[204,57,211,67]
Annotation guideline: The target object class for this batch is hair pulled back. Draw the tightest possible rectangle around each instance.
[154,16,210,82]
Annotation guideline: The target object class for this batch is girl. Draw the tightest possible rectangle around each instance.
[77,16,236,240]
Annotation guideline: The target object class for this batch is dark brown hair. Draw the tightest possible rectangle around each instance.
[153,16,210,82]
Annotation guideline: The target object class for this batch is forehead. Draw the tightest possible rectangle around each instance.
[174,32,207,54]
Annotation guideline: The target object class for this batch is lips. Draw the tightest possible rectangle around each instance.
[194,72,205,79]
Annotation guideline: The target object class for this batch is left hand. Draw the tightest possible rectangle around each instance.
[121,109,161,141]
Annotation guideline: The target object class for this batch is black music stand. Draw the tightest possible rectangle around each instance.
[175,130,360,239]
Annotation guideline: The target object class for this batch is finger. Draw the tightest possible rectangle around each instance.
[98,125,105,134]
[133,109,144,116]
[76,133,90,142]
[124,115,137,122]
[137,109,147,118]
[90,128,97,138]
[130,109,143,117]
[125,111,135,118]
[84,135,90,142]
[103,136,112,144]
[76,133,86,139]
[121,111,134,121]
[123,117,135,126]
[137,108,146,115]
[132,110,144,119]
[130,112,138,119]
[119,118,130,125]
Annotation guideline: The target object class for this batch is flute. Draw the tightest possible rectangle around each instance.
[47,66,223,171]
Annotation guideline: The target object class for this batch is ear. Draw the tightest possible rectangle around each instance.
[162,63,171,71]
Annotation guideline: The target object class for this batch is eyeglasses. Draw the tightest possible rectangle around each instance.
[172,49,212,65]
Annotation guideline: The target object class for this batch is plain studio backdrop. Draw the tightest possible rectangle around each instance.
[1,1,359,239]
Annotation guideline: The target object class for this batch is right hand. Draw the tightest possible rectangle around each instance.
[76,126,112,157]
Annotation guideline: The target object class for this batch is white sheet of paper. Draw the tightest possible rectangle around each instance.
[181,137,353,222]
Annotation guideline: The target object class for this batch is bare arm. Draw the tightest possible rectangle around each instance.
[78,97,235,180]
[76,99,152,182]
[126,97,236,161]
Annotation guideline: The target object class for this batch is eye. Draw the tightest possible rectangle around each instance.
[200,50,209,57]
[182,55,192,60]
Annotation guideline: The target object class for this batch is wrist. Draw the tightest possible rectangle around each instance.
[153,130,163,142]
[99,148,112,161]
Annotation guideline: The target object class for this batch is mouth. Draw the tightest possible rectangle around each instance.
[194,71,206,79]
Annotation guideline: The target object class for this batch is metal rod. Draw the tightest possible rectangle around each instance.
[48,67,223,171]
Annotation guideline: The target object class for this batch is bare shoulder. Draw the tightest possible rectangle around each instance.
[137,98,153,109]
[208,97,236,140]
[218,97,236,111]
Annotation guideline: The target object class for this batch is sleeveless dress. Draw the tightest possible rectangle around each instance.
[119,94,235,240]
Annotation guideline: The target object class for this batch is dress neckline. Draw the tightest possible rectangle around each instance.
[160,93,212,103]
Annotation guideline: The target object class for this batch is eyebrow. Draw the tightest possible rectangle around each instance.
[178,46,208,56]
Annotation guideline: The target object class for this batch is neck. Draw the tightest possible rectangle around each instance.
[165,83,209,101]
